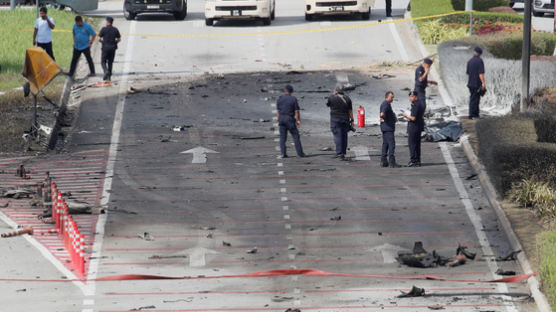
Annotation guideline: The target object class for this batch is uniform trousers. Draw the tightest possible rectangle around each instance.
[330,118,350,156]
[279,116,304,156]
[407,124,422,164]
[381,131,396,164]
[468,87,481,118]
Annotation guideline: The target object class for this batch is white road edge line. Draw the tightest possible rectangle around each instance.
[0,210,87,293]
[85,20,137,297]
[439,142,517,312]
[387,17,408,62]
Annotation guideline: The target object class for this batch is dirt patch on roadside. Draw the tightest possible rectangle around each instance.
[0,77,65,155]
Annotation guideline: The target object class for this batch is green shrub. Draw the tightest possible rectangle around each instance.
[476,116,556,195]
[411,0,454,18]
[417,19,469,44]
[441,11,523,24]
[462,33,556,59]
[452,0,510,11]
[509,179,556,218]
[538,230,556,309]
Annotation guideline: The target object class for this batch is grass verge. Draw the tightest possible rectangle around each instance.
[538,230,556,310]
[0,8,78,91]
[462,32,556,59]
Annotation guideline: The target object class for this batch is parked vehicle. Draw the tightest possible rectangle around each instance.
[204,0,275,26]
[123,0,188,20]
[509,0,523,7]
[304,0,375,21]
[533,0,554,16]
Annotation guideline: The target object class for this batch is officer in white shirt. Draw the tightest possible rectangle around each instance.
[33,7,56,61]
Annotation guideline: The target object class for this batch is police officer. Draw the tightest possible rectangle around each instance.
[414,58,437,108]
[466,46,486,119]
[385,0,392,17]
[327,86,353,160]
[277,85,305,158]
[379,91,400,168]
[402,91,425,167]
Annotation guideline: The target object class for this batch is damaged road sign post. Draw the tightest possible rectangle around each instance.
[22,47,61,138]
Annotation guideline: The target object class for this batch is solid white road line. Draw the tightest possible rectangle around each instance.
[439,142,517,312]
[387,17,409,62]
[85,20,138,297]
[0,210,87,293]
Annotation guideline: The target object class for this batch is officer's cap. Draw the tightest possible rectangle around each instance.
[409,90,418,96]
[284,85,294,93]
[106,16,114,24]
[423,58,433,65]
[474,46,483,54]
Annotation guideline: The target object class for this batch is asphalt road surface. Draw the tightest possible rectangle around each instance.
[0,0,542,311]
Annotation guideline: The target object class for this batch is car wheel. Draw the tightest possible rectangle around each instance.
[305,13,313,21]
[124,10,136,20]
[533,10,544,17]
[205,18,214,26]
[262,17,271,25]
[174,0,187,19]
[361,8,370,20]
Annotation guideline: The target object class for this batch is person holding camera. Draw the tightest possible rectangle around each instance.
[33,7,56,61]
[326,86,354,160]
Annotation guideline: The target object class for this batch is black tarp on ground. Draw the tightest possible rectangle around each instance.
[424,121,463,142]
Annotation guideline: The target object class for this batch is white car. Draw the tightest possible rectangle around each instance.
[533,0,554,16]
[205,0,275,26]
[304,0,375,20]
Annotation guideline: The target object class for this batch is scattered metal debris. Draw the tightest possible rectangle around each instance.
[398,286,425,298]
[330,216,341,221]
[222,241,231,247]
[456,245,476,260]
[138,232,154,241]
[495,269,516,276]
[239,136,266,140]
[427,304,445,310]
[497,250,521,261]
[131,306,156,311]
[172,125,193,132]
[247,247,258,254]
[1,226,33,238]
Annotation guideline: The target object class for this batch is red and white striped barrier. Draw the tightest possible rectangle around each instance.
[50,182,85,276]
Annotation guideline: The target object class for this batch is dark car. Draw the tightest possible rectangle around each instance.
[124,0,187,20]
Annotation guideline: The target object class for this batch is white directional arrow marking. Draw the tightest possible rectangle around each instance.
[181,146,219,164]
[185,247,219,267]
[352,145,370,161]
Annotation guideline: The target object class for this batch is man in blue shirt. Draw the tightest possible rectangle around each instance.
[277,85,305,158]
[466,47,486,119]
[69,16,96,78]
[379,91,399,168]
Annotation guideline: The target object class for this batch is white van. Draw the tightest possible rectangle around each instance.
[205,0,276,26]
[304,0,375,20]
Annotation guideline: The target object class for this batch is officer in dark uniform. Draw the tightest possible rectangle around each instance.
[379,91,400,168]
[385,0,392,17]
[414,58,437,109]
[327,86,353,160]
[277,85,305,158]
[402,91,425,167]
[466,46,486,119]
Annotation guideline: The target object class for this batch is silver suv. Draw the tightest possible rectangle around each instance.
[533,0,554,16]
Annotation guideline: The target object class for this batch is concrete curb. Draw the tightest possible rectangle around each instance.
[404,9,551,311]
[460,136,552,312]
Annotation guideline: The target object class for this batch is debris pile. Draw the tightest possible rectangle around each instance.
[397,242,477,268]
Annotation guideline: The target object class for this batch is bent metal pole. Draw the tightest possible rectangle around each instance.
[521,0,532,112]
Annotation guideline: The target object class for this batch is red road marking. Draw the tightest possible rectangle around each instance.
[107,230,469,239]
[110,217,467,226]
[219,183,450,191]
[103,286,495,296]
[99,304,501,312]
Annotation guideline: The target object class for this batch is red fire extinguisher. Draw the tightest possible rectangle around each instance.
[357,106,365,128]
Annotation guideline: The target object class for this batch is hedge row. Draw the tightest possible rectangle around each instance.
[476,116,556,194]
[451,0,510,11]
[462,33,556,59]
[441,11,523,24]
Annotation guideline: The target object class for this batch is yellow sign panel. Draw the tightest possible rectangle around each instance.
[22,47,61,95]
